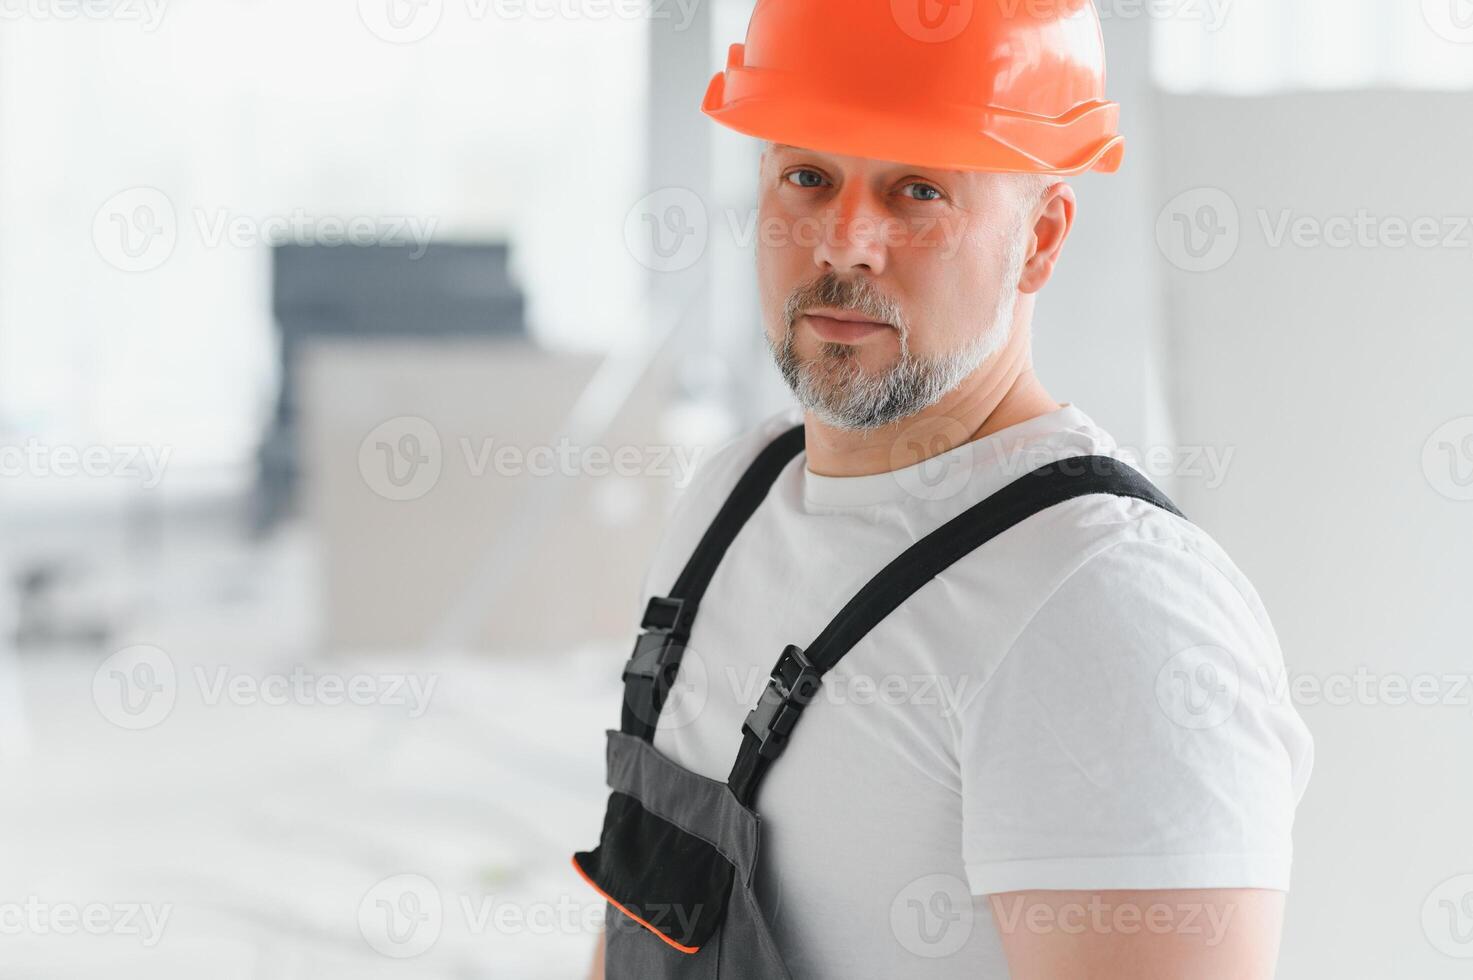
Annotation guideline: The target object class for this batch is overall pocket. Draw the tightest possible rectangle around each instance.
[573,789,734,954]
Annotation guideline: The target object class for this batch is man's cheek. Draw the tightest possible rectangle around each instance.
[755,202,805,252]
[905,213,971,261]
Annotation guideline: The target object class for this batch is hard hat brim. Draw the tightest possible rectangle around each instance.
[702,71,1124,176]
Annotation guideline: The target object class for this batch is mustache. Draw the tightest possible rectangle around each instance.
[782,273,905,332]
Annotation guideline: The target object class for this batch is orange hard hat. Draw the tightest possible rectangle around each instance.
[701,0,1124,175]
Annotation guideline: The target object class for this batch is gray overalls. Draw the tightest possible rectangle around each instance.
[573,423,1183,978]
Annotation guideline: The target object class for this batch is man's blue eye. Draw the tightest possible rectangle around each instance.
[906,183,942,201]
[787,170,825,188]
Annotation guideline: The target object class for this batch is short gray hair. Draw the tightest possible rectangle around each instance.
[1014,172,1059,211]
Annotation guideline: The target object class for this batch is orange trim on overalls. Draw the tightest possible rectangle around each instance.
[570,855,701,956]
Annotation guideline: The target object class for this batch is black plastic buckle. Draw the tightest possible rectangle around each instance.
[621,596,691,684]
[742,644,823,760]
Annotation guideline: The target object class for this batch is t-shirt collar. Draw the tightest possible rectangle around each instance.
[800,403,1105,510]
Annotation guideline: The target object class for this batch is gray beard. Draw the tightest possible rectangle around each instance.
[766,290,1018,433]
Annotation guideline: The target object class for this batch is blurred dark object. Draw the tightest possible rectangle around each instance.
[253,242,528,533]
[13,562,112,650]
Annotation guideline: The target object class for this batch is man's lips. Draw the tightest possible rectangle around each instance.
[801,311,893,344]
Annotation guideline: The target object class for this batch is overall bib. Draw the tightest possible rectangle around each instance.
[573,424,1184,979]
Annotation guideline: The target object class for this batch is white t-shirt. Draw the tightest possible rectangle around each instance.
[638,403,1314,979]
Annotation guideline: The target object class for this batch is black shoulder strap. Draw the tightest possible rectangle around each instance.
[621,423,806,741]
[726,454,1185,805]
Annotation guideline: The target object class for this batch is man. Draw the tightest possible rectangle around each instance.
[578,2,1313,977]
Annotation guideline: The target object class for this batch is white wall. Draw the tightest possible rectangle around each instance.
[1158,90,1473,979]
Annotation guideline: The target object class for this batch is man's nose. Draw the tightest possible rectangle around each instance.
[811,188,889,276]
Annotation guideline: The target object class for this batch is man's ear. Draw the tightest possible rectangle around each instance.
[1017,181,1076,295]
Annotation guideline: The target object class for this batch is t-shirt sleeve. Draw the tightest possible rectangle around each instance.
[959,535,1315,896]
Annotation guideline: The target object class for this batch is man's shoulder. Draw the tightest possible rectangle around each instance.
[678,406,805,506]
[995,480,1283,673]
[638,407,804,599]
[940,436,1276,661]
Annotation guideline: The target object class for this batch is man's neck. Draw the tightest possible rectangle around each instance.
[802,338,1060,479]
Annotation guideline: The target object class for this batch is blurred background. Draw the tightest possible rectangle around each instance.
[1,1,1471,977]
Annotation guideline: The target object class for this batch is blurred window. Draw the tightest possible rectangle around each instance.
[0,4,647,473]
